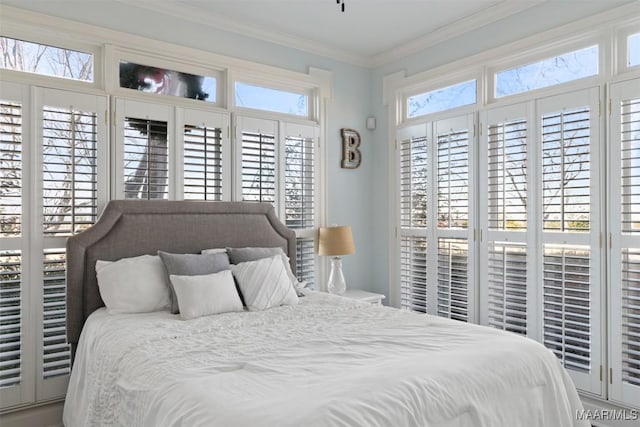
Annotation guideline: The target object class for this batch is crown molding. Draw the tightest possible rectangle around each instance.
[122,0,373,68]
[0,5,334,91]
[370,0,545,67]
[120,0,544,69]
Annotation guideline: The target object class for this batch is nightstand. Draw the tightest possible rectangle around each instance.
[341,289,386,306]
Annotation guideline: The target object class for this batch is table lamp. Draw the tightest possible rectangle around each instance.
[317,226,355,295]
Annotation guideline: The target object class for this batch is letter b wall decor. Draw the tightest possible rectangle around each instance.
[341,128,361,169]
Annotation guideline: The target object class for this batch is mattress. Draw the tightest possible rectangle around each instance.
[63,291,588,427]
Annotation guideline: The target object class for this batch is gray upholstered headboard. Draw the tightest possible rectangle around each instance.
[66,200,296,349]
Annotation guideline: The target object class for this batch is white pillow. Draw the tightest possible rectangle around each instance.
[170,270,243,320]
[96,255,170,314]
[201,248,227,255]
[231,255,299,311]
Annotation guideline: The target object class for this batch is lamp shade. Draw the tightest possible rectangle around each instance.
[317,226,355,256]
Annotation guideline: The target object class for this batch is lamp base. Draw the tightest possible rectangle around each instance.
[327,256,346,295]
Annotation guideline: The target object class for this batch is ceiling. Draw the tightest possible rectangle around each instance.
[3,0,637,67]
[132,0,541,65]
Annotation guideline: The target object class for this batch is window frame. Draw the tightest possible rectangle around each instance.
[615,21,640,74]
[106,46,225,109]
[400,71,482,124]
[486,37,604,104]
[231,72,318,122]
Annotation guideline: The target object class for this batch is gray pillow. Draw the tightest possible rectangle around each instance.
[227,247,302,296]
[158,251,230,314]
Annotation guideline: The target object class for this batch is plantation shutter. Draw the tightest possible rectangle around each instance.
[37,88,107,400]
[480,103,533,337]
[538,88,601,394]
[236,116,277,205]
[178,109,230,201]
[283,122,318,287]
[115,99,172,200]
[435,115,475,322]
[609,78,640,407]
[397,124,429,312]
[0,82,29,408]
[236,116,319,286]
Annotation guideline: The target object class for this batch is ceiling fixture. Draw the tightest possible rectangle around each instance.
[335,0,345,12]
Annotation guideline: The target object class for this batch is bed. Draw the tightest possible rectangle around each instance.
[63,200,588,427]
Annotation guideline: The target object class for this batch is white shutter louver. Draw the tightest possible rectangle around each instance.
[296,238,315,287]
[241,130,276,204]
[398,131,428,312]
[487,119,527,230]
[487,243,527,335]
[621,249,640,388]
[539,90,600,393]
[0,98,22,391]
[0,101,22,237]
[0,251,21,388]
[284,135,314,229]
[543,245,591,373]
[41,100,101,388]
[437,238,468,321]
[42,249,69,379]
[611,82,640,406]
[124,118,169,200]
[621,97,640,234]
[42,107,97,235]
[620,96,640,390]
[437,129,469,229]
[542,107,591,232]
[400,236,427,313]
[183,124,222,200]
[284,130,316,286]
[400,136,428,229]
[436,121,472,322]
[481,110,530,337]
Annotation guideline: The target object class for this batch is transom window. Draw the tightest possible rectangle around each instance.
[235,82,308,116]
[628,33,640,68]
[0,36,93,82]
[119,61,217,103]
[407,80,476,119]
[495,45,598,98]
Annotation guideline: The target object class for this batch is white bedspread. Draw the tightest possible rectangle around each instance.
[64,291,588,427]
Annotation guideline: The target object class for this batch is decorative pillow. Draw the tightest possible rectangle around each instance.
[158,251,230,314]
[230,255,299,311]
[227,247,301,294]
[96,254,170,314]
[170,270,243,320]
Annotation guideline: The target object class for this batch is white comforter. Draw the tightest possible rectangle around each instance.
[64,291,588,427]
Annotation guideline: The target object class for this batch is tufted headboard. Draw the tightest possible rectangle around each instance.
[66,200,296,350]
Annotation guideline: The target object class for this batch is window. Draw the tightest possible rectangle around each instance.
[480,103,531,337]
[628,33,640,68]
[235,82,308,116]
[398,125,428,313]
[495,46,598,98]
[609,78,640,407]
[236,116,319,286]
[119,61,216,103]
[0,82,107,408]
[407,80,476,119]
[115,99,231,201]
[397,114,476,322]
[0,36,93,82]
[398,87,602,395]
